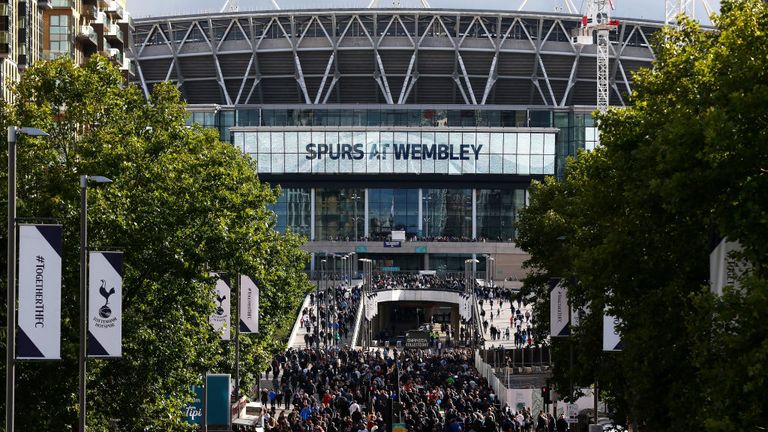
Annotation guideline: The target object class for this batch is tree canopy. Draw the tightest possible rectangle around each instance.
[515,1,768,430]
[0,56,312,431]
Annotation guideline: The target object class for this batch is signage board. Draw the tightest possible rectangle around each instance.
[381,266,400,272]
[415,246,428,254]
[566,403,579,424]
[182,385,204,425]
[206,374,231,428]
[233,130,557,176]
[355,246,368,253]
[384,241,402,248]
[405,331,430,349]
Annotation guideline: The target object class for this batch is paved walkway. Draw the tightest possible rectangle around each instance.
[479,295,535,348]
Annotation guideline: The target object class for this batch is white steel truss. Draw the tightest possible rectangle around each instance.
[665,0,714,26]
[133,10,660,107]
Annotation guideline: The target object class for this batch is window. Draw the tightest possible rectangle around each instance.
[48,15,71,57]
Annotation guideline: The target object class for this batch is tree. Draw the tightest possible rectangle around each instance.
[0,56,312,431]
[515,1,768,430]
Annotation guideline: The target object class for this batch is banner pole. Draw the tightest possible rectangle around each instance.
[6,126,17,432]
[79,176,88,432]
[235,275,240,406]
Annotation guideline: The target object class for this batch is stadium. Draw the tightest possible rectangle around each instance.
[132,7,661,278]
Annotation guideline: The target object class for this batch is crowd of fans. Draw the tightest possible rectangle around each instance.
[370,273,466,292]
[239,347,569,432]
[300,282,362,348]
[323,234,512,243]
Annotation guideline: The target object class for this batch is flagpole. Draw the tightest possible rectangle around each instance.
[235,274,241,406]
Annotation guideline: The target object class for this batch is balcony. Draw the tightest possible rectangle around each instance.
[106,47,121,62]
[77,25,98,47]
[51,0,74,9]
[118,11,134,31]
[120,56,135,78]
[105,0,123,19]
[38,0,53,9]
[91,11,107,33]
[105,23,122,44]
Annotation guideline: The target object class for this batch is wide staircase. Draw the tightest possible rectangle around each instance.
[286,280,362,350]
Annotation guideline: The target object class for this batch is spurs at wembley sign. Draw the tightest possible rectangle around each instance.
[305,143,484,161]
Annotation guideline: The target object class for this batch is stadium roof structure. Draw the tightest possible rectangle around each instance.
[133,9,662,107]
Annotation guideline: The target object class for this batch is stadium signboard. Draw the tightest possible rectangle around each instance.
[405,331,430,349]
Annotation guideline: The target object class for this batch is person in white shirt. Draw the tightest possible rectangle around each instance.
[349,400,361,414]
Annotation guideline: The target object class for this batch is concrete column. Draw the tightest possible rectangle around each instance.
[310,252,316,274]
[472,188,477,240]
[310,188,316,240]
[364,188,369,239]
[423,253,430,270]
[417,188,423,233]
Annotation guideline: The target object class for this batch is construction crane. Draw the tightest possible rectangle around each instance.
[573,0,620,113]
[665,0,715,26]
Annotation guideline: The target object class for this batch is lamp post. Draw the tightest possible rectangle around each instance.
[319,258,326,350]
[351,193,361,240]
[422,194,432,239]
[80,175,112,432]
[359,258,372,348]
[6,126,49,432]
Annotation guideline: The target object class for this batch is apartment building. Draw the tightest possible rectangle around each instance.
[0,0,134,102]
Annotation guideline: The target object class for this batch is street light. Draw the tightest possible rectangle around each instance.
[6,126,48,432]
[80,174,112,432]
[422,194,433,238]
[319,258,326,350]
[350,193,361,240]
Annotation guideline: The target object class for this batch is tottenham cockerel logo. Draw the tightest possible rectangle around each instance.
[214,294,227,316]
[98,279,117,319]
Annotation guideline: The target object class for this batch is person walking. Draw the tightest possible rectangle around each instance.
[555,414,568,432]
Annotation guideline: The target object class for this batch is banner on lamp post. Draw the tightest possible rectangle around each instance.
[239,275,259,334]
[17,224,62,360]
[603,313,622,351]
[549,279,569,337]
[87,251,123,357]
[209,274,231,340]
[571,303,590,328]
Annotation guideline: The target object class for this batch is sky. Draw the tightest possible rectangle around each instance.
[128,0,721,22]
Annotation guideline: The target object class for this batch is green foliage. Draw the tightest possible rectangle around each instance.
[515,1,768,430]
[0,56,312,431]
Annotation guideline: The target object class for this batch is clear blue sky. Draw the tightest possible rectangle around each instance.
[128,0,720,22]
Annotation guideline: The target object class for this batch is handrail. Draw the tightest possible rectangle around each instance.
[286,292,312,349]
[349,289,365,347]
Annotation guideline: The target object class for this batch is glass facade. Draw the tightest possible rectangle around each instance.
[368,189,419,240]
[233,129,556,176]
[315,188,365,241]
[189,107,598,178]
[476,189,526,241]
[269,187,527,242]
[423,189,472,240]
[269,188,311,235]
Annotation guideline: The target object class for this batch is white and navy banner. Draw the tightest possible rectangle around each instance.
[549,279,570,337]
[459,293,472,321]
[239,275,259,334]
[209,274,231,340]
[602,313,623,351]
[17,224,62,360]
[88,251,123,358]
[571,303,590,328]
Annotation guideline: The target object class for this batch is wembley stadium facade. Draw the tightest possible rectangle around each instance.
[132,8,661,277]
